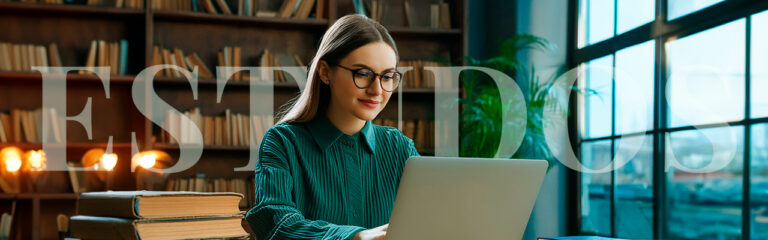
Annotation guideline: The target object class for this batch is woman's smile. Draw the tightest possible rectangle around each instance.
[358,98,380,108]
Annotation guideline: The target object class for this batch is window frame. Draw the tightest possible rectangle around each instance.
[566,0,768,238]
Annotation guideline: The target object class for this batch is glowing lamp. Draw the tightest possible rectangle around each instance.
[25,150,46,170]
[1,147,23,173]
[100,153,118,171]
[139,153,156,169]
[131,150,170,170]
[5,155,21,172]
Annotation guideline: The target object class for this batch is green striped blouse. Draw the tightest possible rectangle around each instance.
[245,114,420,240]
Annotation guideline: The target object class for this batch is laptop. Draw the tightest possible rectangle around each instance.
[386,156,549,240]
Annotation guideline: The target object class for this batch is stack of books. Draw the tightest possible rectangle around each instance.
[70,191,249,239]
[165,175,254,209]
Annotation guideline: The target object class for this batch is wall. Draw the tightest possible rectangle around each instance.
[469,0,571,238]
[517,0,570,238]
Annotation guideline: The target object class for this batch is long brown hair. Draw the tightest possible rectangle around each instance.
[276,14,399,123]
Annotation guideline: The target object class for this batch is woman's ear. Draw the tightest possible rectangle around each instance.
[317,60,330,85]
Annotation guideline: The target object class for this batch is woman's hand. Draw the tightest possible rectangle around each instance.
[352,223,388,240]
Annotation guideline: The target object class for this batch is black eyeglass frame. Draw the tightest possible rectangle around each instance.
[335,65,402,92]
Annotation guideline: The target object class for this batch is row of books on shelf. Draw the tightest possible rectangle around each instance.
[352,0,452,29]
[164,175,254,209]
[152,45,214,79]
[6,0,143,8]
[80,39,130,75]
[152,0,325,19]
[152,45,307,83]
[1,42,442,89]
[70,191,248,239]
[361,0,383,23]
[427,0,452,29]
[0,108,65,144]
[259,48,307,83]
[0,40,129,75]
[160,108,275,147]
[0,42,62,73]
[400,60,447,88]
[374,119,435,151]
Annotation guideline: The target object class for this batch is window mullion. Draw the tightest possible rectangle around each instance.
[743,15,752,240]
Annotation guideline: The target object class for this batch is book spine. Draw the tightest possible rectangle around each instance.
[76,195,139,219]
[70,216,138,240]
[119,39,129,75]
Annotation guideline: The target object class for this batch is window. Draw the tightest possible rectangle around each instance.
[666,126,744,239]
[666,19,745,128]
[751,124,768,239]
[580,140,613,235]
[578,40,655,238]
[615,40,654,135]
[668,0,724,20]
[578,0,616,47]
[753,10,768,118]
[580,55,614,139]
[614,135,653,239]
[617,0,655,34]
[572,1,768,239]
[578,0,656,48]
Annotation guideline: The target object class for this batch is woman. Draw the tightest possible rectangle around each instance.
[245,14,420,240]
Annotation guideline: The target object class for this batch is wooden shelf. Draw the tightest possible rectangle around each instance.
[0,72,136,84]
[153,10,329,28]
[0,2,143,18]
[0,193,78,200]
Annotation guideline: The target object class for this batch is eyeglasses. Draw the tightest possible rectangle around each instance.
[336,65,402,92]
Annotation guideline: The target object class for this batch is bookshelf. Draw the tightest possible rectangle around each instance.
[0,0,467,239]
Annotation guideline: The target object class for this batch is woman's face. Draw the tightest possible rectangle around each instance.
[323,41,397,121]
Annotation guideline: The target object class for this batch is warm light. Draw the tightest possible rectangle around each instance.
[82,148,106,168]
[131,150,170,171]
[5,156,21,173]
[1,147,23,173]
[26,150,46,170]
[100,153,118,171]
[138,153,157,169]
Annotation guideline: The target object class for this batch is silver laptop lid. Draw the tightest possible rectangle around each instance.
[386,156,548,240]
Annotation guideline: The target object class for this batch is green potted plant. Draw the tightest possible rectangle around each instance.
[459,34,580,171]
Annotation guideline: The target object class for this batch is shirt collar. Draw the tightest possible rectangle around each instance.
[306,114,376,153]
